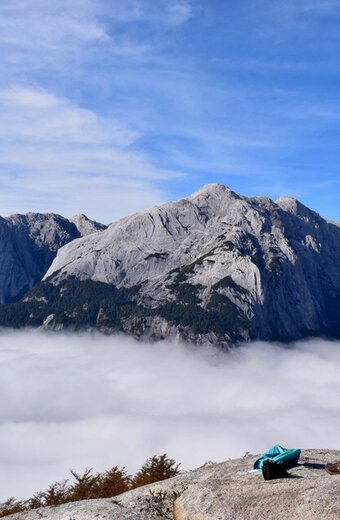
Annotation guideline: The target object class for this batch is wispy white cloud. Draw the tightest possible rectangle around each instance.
[0,0,339,221]
[100,0,194,25]
[0,1,197,221]
[0,330,339,500]
[0,0,161,81]
[0,0,109,49]
[0,0,193,53]
[163,1,193,25]
[0,86,137,145]
[0,86,180,222]
[296,1,340,13]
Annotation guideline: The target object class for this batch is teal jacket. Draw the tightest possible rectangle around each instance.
[253,445,301,471]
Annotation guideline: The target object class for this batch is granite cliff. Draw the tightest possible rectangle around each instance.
[0,213,106,303]
[0,184,339,345]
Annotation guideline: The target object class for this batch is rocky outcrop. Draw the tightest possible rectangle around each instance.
[173,449,340,520]
[0,213,106,303]
[70,214,107,236]
[7,449,340,520]
[1,183,339,344]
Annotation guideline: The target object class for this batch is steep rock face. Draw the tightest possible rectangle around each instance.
[70,214,107,236]
[7,450,340,520]
[1,184,340,344]
[0,213,106,303]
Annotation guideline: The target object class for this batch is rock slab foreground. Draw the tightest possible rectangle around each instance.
[7,449,340,520]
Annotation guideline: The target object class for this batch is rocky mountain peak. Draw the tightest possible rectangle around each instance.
[187,183,240,216]
[70,214,107,236]
[275,196,322,222]
[0,211,106,303]
[188,182,235,198]
[328,220,340,227]
[0,184,339,344]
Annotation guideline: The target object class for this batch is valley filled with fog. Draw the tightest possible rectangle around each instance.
[0,329,339,500]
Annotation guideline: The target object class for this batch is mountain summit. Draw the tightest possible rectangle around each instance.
[0,184,339,346]
[0,213,106,303]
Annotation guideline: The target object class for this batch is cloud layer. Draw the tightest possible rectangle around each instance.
[0,329,339,500]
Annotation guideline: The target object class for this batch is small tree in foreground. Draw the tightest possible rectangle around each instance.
[0,453,181,517]
[27,491,45,509]
[132,454,180,488]
[96,466,131,498]
[0,498,24,517]
[43,480,70,506]
[69,468,101,501]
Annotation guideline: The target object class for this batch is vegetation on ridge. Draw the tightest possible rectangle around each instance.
[0,276,249,341]
[0,454,180,518]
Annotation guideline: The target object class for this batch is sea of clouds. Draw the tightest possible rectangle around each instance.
[0,329,339,500]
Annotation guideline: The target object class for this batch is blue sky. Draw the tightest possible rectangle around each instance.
[1,0,340,222]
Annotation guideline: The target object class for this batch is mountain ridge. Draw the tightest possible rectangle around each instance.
[0,184,339,345]
[0,212,107,303]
